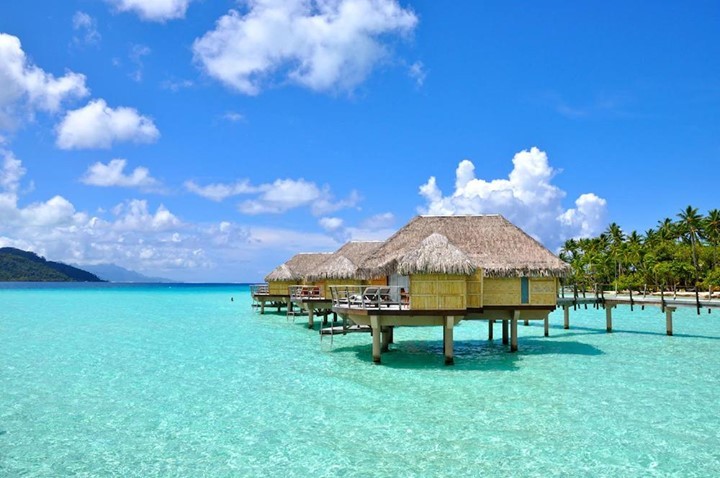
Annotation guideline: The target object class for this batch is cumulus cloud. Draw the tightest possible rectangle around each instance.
[106,0,192,22]
[186,176,360,215]
[81,159,161,190]
[238,178,360,215]
[56,99,160,149]
[72,12,101,46]
[418,147,608,249]
[184,179,258,202]
[192,0,418,95]
[0,33,88,129]
[319,216,343,231]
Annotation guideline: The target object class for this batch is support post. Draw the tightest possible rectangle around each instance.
[388,326,394,344]
[524,319,529,326]
[488,320,494,341]
[605,305,613,333]
[444,316,454,365]
[260,300,265,315]
[502,320,509,345]
[511,311,519,352]
[308,307,315,329]
[563,305,569,329]
[666,307,674,336]
[288,300,293,312]
[370,315,381,364]
[544,315,549,337]
[381,327,391,352]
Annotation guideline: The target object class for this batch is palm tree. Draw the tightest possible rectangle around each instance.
[677,206,704,314]
[705,209,720,269]
[605,223,625,291]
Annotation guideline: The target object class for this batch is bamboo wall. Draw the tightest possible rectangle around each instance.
[467,270,483,308]
[529,278,557,305]
[268,280,295,295]
[410,274,467,310]
[482,278,521,306]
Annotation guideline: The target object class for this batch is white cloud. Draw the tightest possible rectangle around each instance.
[0,150,385,281]
[0,149,25,193]
[222,111,245,123]
[184,179,258,202]
[238,178,360,215]
[161,78,194,92]
[193,0,418,95]
[319,216,343,231]
[56,99,160,149]
[408,61,426,87]
[81,159,161,190]
[418,147,608,249]
[187,176,360,215]
[128,44,151,82]
[106,0,192,22]
[0,33,88,129]
[360,212,395,230]
[72,12,101,46]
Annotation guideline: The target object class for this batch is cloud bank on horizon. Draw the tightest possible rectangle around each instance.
[419,147,607,250]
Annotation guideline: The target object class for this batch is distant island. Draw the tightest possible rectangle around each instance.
[0,247,103,282]
[77,263,175,283]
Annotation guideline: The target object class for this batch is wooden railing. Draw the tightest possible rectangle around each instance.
[289,285,323,300]
[329,285,409,310]
[250,284,269,295]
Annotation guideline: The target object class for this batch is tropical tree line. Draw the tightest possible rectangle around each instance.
[560,206,720,295]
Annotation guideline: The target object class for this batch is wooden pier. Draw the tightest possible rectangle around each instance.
[557,290,720,336]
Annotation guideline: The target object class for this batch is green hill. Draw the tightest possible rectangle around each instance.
[0,248,104,282]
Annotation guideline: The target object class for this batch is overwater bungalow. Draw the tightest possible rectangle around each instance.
[254,252,332,314]
[330,215,570,364]
[292,241,383,328]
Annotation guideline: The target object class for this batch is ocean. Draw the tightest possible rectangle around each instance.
[1,283,719,477]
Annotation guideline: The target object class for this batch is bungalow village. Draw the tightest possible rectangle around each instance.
[251,214,569,365]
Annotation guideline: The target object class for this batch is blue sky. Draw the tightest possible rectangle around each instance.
[0,1,718,282]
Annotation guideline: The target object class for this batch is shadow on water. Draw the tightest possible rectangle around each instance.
[331,338,603,371]
[536,323,720,341]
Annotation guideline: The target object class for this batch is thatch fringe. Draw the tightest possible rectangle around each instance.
[396,233,476,276]
[305,241,383,281]
[358,215,570,279]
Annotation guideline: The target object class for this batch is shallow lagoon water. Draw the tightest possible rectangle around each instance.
[1,283,719,477]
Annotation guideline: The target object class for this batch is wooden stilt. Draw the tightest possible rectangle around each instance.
[563,305,569,329]
[605,305,613,333]
[308,308,315,329]
[370,315,381,364]
[524,319,529,326]
[502,320,509,345]
[544,315,549,337]
[444,316,454,365]
[260,300,265,315]
[381,327,390,352]
[388,326,394,344]
[511,311,519,352]
[488,320,494,341]
[666,307,674,336]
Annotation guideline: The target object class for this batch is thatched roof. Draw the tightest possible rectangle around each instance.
[397,233,476,276]
[264,263,294,282]
[264,252,333,282]
[357,215,570,279]
[306,241,383,280]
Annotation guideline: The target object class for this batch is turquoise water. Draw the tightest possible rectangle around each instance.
[2,284,719,477]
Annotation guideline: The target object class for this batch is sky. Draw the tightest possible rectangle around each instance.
[0,1,718,282]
